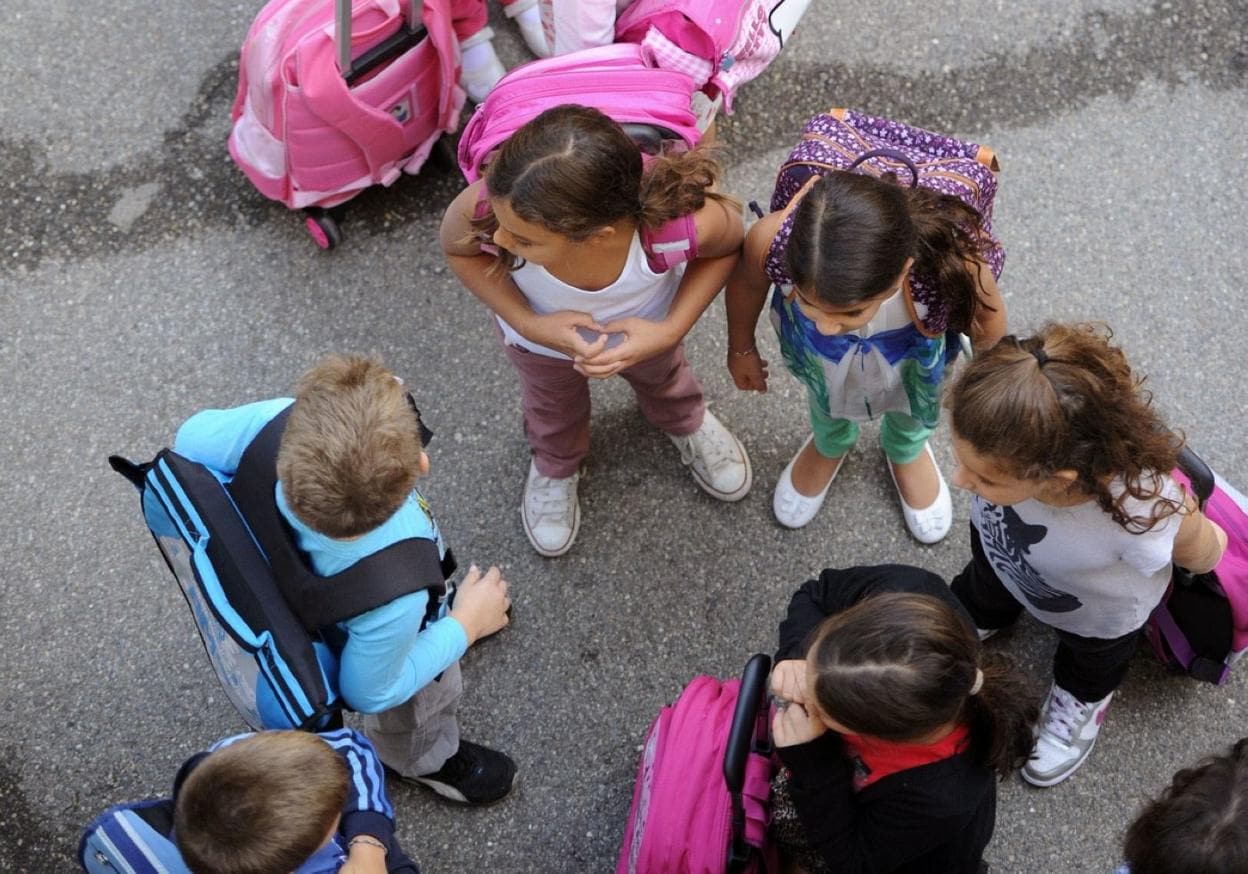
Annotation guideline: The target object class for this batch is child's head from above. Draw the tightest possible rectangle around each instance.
[480,104,722,268]
[175,731,348,874]
[785,170,991,335]
[278,354,428,539]
[947,322,1183,531]
[806,591,1037,775]
[805,593,979,742]
[1123,737,1248,874]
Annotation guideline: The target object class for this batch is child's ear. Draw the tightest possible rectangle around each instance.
[1052,469,1079,485]
[418,451,431,476]
[585,224,617,245]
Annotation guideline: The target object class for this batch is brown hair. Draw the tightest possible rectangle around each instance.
[174,732,348,874]
[786,171,995,332]
[277,354,423,538]
[472,104,734,270]
[948,322,1185,532]
[1123,738,1248,874]
[807,593,1037,777]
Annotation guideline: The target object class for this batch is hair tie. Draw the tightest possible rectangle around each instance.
[969,668,984,696]
[1031,348,1049,367]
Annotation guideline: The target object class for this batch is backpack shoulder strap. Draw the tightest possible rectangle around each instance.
[229,410,447,630]
[640,212,699,272]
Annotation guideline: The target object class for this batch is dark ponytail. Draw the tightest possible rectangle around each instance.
[787,171,996,332]
[964,649,1040,776]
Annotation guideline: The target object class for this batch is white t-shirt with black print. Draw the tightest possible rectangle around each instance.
[969,477,1183,639]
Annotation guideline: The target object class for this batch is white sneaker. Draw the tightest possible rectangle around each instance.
[458,27,506,103]
[772,436,844,529]
[1023,684,1113,787]
[504,0,550,58]
[887,443,953,544]
[668,410,751,502]
[521,460,580,557]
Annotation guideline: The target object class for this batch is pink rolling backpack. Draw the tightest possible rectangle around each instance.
[457,43,706,273]
[617,655,776,874]
[228,0,463,249]
[1145,447,1248,684]
[614,0,814,114]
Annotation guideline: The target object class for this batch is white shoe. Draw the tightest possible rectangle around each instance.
[504,0,550,58]
[459,26,506,103]
[668,410,751,502]
[521,460,579,557]
[1023,685,1114,787]
[772,436,844,529]
[887,443,953,544]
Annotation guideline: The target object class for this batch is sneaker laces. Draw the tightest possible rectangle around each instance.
[683,421,736,474]
[527,473,577,521]
[1042,690,1089,744]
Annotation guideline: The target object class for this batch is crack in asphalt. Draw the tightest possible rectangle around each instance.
[2,1,1244,275]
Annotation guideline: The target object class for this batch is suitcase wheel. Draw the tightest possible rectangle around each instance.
[304,209,342,250]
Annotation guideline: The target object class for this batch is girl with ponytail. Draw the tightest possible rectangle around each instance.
[769,564,1036,874]
[724,111,1008,543]
[947,322,1227,787]
[441,105,750,558]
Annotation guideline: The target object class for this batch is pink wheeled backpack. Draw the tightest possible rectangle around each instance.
[1145,446,1248,684]
[229,0,463,249]
[617,654,776,874]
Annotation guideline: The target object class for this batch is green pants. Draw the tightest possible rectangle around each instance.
[807,394,933,463]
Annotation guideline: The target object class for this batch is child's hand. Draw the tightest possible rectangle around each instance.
[728,348,769,392]
[772,701,828,748]
[449,564,512,646]
[770,659,807,707]
[523,311,610,360]
[574,317,677,378]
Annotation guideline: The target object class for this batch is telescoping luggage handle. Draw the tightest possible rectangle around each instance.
[724,652,772,873]
[336,0,426,85]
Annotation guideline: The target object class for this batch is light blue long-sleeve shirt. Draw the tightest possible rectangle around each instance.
[174,399,467,713]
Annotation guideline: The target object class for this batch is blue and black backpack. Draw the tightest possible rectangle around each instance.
[109,407,455,731]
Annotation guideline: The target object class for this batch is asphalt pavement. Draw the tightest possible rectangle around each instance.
[2,1,1246,871]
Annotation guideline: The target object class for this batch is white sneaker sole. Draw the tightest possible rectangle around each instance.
[1022,733,1100,787]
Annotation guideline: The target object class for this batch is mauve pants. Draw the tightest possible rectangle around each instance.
[503,340,706,478]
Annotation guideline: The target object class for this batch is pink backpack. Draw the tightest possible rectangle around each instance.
[229,0,463,247]
[617,655,776,874]
[1145,448,1248,684]
[457,44,705,272]
[614,0,813,113]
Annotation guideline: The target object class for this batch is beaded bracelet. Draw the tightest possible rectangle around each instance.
[348,836,388,855]
[729,345,758,357]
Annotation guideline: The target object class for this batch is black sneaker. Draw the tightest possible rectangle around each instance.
[412,741,517,805]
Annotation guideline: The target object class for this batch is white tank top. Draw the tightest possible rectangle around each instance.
[496,233,684,360]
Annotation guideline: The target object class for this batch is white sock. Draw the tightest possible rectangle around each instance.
[460,38,497,74]
[516,3,541,26]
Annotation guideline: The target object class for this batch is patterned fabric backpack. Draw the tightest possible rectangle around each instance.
[767,108,1005,339]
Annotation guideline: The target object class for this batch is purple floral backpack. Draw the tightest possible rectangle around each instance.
[768,109,1006,337]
